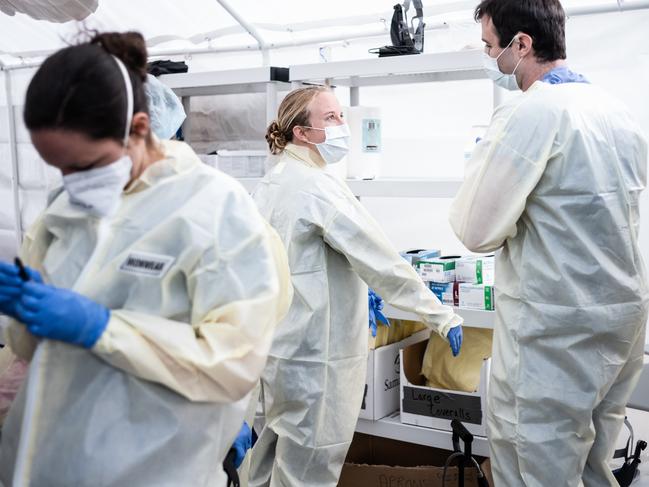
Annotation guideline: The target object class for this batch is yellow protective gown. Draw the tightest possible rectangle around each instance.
[0,140,292,487]
[450,80,648,487]
[249,144,462,487]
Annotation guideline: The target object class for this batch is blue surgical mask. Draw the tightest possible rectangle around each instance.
[303,123,351,164]
[482,35,524,91]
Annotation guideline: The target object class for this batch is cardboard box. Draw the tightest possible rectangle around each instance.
[361,330,429,421]
[400,339,490,436]
[400,248,441,266]
[338,433,493,487]
[429,282,459,307]
[456,256,495,285]
[458,284,495,311]
[416,256,461,283]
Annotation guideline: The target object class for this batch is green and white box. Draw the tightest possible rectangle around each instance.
[416,256,460,283]
[459,283,495,311]
[456,255,495,285]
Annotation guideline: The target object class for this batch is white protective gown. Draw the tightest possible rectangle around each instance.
[249,144,462,487]
[450,80,649,486]
[0,140,292,487]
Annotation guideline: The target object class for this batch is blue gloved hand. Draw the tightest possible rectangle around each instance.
[231,422,253,469]
[15,281,110,348]
[447,325,463,357]
[368,288,390,338]
[0,261,42,317]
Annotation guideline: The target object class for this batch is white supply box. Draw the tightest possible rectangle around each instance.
[429,282,459,307]
[416,256,460,283]
[459,283,495,311]
[217,150,266,178]
[456,255,495,285]
[400,338,491,436]
[360,330,429,421]
[399,248,441,267]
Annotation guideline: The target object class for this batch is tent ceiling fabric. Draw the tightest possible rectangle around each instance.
[0,0,636,64]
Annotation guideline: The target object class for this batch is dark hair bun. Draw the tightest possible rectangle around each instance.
[90,31,148,81]
[266,120,288,155]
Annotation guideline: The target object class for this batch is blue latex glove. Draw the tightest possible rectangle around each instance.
[447,325,463,357]
[0,261,42,317]
[368,288,390,337]
[231,422,252,469]
[15,281,110,349]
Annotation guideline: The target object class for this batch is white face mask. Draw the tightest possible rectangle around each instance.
[482,35,524,91]
[63,156,133,217]
[304,123,351,164]
[63,56,134,218]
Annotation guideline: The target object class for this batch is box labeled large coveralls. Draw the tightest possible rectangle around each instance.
[359,330,429,421]
[399,337,491,436]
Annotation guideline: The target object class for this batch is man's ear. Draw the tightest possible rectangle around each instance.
[516,32,534,58]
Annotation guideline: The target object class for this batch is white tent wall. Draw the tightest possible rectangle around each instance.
[0,5,647,340]
[0,67,61,262]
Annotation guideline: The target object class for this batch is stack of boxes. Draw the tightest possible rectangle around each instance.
[391,250,495,436]
[402,250,496,311]
[455,255,495,311]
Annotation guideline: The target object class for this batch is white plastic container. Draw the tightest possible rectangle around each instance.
[216,150,267,177]
[345,106,382,180]
[197,154,218,168]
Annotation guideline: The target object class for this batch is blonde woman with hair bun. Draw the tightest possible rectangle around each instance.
[249,87,464,487]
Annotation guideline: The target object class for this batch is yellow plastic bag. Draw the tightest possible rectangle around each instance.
[421,327,493,392]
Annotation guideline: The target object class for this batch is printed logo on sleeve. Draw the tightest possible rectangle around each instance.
[119,252,175,278]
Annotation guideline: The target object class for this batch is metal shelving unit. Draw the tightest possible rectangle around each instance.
[384,304,495,329]
[290,48,492,107]
[289,49,487,88]
[236,177,463,198]
[360,306,493,454]
[159,66,291,144]
[159,66,289,96]
[356,412,490,457]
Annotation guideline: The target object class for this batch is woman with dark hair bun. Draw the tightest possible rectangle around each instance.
[0,31,291,486]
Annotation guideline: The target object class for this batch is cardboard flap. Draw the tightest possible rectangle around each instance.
[421,327,493,392]
[402,339,429,385]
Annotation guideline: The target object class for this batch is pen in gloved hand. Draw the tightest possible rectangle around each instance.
[14,258,30,282]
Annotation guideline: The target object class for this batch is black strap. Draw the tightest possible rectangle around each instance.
[614,417,634,460]
[612,419,647,487]
[223,449,240,487]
